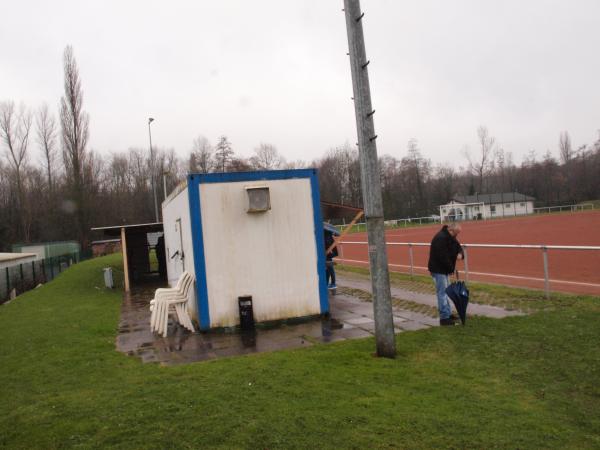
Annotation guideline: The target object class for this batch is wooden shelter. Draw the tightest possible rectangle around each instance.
[91,222,164,292]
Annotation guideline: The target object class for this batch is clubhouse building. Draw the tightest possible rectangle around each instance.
[439,192,535,221]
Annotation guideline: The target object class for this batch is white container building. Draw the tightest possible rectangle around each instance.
[161,169,329,330]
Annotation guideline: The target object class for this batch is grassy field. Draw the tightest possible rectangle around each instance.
[1,255,599,449]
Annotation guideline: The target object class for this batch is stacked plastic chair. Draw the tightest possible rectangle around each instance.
[150,271,195,337]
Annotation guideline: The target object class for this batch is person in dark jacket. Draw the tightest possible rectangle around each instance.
[324,230,339,289]
[428,223,464,325]
[156,235,167,281]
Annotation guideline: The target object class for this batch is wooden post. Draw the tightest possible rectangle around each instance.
[121,227,131,292]
[327,210,364,255]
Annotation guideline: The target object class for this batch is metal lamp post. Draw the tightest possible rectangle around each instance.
[148,117,159,222]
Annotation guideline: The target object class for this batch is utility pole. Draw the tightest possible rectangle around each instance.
[343,0,396,358]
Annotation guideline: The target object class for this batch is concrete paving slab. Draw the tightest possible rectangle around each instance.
[346,317,375,325]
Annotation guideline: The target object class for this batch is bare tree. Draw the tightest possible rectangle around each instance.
[214,135,233,172]
[190,135,213,173]
[228,157,252,172]
[283,159,308,170]
[60,45,90,246]
[36,103,58,190]
[318,143,360,206]
[558,131,573,164]
[405,138,429,213]
[0,100,32,240]
[465,125,496,193]
[249,142,284,170]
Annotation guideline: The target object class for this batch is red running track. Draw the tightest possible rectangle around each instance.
[337,210,600,296]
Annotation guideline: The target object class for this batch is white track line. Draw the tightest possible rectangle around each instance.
[336,258,600,289]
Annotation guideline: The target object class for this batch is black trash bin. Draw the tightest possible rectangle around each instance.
[238,295,255,330]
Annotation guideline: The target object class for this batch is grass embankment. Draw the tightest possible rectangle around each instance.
[1,255,599,449]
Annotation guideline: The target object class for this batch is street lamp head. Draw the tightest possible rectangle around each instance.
[148,117,154,124]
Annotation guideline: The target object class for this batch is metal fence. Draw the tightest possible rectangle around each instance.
[336,204,595,234]
[339,241,600,298]
[533,203,595,214]
[339,216,440,233]
[0,252,80,304]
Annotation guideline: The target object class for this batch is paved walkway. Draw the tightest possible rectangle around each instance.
[116,286,441,366]
[115,276,522,365]
[337,274,525,319]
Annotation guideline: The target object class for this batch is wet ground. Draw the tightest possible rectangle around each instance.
[116,284,437,366]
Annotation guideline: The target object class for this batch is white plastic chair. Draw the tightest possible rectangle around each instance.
[149,271,191,315]
[151,273,195,337]
[150,272,189,331]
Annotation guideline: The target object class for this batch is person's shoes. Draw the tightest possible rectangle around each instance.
[329,284,337,289]
[439,317,457,326]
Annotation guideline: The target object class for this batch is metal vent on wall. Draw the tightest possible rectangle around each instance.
[245,186,271,213]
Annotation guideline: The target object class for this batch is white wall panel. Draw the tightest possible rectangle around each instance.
[199,178,320,328]
[161,182,197,320]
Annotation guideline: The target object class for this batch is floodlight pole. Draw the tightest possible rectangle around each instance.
[343,0,396,358]
[162,171,169,200]
[148,117,159,222]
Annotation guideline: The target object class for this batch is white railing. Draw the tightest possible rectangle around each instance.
[338,241,600,298]
[339,216,440,233]
[388,216,441,227]
[533,203,595,214]
[336,203,595,234]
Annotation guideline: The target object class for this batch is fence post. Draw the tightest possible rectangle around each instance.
[20,264,24,281]
[408,244,414,277]
[542,246,550,299]
[32,261,36,285]
[50,258,54,279]
[5,267,9,298]
[463,246,469,282]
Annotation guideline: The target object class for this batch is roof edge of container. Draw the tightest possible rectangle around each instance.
[187,168,318,184]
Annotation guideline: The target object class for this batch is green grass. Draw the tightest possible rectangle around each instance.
[148,248,158,272]
[1,255,600,448]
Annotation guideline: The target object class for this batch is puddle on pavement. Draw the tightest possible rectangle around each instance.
[116,286,372,366]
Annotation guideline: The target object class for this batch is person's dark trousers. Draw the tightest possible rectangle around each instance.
[326,260,336,287]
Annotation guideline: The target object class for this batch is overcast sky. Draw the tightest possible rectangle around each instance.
[1,0,599,167]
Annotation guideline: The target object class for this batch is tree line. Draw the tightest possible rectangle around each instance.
[2,47,599,251]
[318,128,600,220]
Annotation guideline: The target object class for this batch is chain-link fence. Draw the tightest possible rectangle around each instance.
[0,252,80,304]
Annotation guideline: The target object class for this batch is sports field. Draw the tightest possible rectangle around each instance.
[337,210,600,295]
